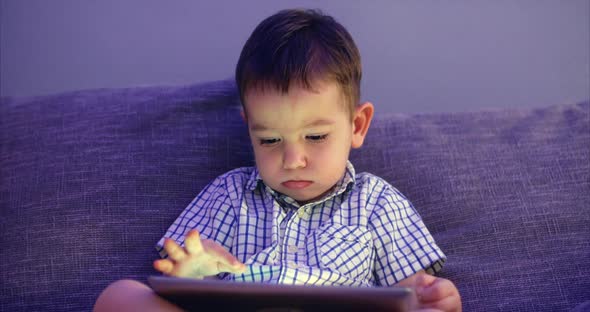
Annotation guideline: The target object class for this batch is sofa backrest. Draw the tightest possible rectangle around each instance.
[1,79,588,311]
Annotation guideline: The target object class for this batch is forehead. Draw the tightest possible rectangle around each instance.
[244,83,347,129]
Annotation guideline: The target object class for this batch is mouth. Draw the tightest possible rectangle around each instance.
[281,180,313,190]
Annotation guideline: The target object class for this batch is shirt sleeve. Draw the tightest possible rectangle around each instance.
[369,185,446,286]
[155,174,236,258]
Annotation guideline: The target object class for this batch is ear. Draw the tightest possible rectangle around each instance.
[240,109,247,123]
[351,102,374,149]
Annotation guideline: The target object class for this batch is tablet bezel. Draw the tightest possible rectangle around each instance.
[148,275,413,312]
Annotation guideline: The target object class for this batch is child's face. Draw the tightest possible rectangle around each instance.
[243,81,369,204]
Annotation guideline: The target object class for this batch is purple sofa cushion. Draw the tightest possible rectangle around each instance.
[1,80,253,311]
[353,103,590,311]
[1,79,588,311]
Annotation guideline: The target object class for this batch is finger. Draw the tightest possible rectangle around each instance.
[185,230,204,254]
[419,278,456,303]
[414,272,437,290]
[153,259,174,275]
[218,261,247,274]
[202,239,246,273]
[204,240,244,267]
[420,294,462,312]
[164,238,187,262]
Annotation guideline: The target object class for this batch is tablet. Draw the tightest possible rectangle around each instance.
[148,275,413,312]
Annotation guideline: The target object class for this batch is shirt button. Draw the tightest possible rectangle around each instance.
[288,245,298,253]
[288,261,297,268]
[297,209,305,218]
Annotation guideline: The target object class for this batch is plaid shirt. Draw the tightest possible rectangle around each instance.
[157,161,445,286]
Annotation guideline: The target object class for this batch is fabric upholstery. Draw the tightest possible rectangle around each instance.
[1,79,588,311]
[355,102,590,311]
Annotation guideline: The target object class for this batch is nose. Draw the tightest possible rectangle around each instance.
[282,143,307,170]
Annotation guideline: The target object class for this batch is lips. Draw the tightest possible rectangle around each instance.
[281,180,313,189]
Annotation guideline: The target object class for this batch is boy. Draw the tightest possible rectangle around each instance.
[95,8,461,311]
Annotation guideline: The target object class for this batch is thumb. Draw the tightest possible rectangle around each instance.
[415,272,437,295]
[201,239,246,274]
[218,261,247,274]
[416,272,436,286]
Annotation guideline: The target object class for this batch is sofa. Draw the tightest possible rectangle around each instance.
[1,79,588,311]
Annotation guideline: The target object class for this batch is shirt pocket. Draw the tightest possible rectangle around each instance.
[306,224,373,281]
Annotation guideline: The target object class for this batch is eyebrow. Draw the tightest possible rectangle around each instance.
[250,119,335,132]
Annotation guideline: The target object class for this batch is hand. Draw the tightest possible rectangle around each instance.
[412,273,461,312]
[153,229,246,279]
[397,271,461,312]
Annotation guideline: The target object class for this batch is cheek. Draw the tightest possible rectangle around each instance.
[312,140,349,164]
[252,146,279,169]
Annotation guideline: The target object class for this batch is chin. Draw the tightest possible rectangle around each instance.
[289,189,329,204]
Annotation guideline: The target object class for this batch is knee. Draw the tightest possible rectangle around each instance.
[94,279,151,312]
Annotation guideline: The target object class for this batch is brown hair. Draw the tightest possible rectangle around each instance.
[235,9,362,119]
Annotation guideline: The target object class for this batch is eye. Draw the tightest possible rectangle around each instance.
[306,134,329,142]
[259,138,281,146]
